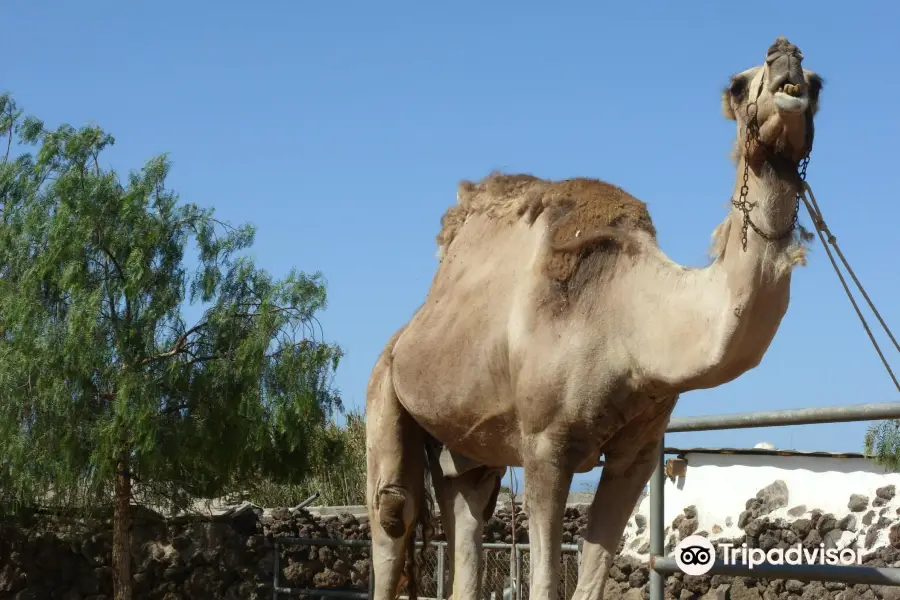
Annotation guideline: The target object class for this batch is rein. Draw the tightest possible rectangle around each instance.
[800,181,900,393]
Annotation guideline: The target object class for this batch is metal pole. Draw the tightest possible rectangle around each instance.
[648,445,665,600]
[281,590,370,599]
[575,545,582,600]
[651,557,900,586]
[274,539,280,600]
[515,546,523,600]
[509,535,515,600]
[276,537,372,547]
[369,554,375,600]
[290,491,321,512]
[666,402,900,433]
[437,543,445,600]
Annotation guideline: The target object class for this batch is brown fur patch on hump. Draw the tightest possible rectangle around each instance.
[538,177,656,282]
[435,171,655,284]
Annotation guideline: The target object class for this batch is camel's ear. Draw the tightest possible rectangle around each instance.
[805,71,824,116]
[721,73,748,121]
[721,88,736,120]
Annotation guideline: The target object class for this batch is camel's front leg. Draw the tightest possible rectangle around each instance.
[429,447,503,600]
[572,399,676,600]
[523,441,574,600]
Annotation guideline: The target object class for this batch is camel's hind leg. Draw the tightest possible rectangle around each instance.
[428,445,503,600]
[366,338,427,600]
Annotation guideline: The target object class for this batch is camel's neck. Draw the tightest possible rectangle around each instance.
[713,157,802,291]
[620,157,803,392]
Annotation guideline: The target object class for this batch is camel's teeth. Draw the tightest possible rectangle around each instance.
[780,83,803,97]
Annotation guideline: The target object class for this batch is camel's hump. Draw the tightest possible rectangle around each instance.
[436,172,656,275]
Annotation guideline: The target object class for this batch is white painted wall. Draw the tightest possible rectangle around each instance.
[621,452,900,557]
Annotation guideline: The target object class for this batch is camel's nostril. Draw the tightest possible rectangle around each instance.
[769,73,788,93]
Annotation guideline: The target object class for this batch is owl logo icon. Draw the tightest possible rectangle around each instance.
[674,535,715,575]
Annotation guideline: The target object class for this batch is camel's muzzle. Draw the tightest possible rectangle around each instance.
[765,37,809,115]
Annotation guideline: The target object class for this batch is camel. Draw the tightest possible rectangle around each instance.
[365,37,823,600]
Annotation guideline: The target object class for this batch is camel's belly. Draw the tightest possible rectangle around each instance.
[417,408,523,469]
[391,336,524,468]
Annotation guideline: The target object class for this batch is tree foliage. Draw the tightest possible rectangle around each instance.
[865,421,900,471]
[0,92,345,515]
[249,410,367,507]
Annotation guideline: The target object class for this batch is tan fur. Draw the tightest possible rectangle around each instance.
[368,37,825,600]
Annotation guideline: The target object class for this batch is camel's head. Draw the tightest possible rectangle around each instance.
[722,37,823,166]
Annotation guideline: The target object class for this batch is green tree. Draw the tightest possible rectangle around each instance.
[865,421,900,471]
[249,409,367,507]
[0,94,344,599]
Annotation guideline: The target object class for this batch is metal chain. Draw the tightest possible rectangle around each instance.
[730,100,809,251]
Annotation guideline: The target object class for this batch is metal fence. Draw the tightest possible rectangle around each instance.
[273,537,581,600]
[274,401,900,599]
[648,401,900,600]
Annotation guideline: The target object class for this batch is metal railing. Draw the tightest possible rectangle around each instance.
[648,401,900,600]
[273,537,581,600]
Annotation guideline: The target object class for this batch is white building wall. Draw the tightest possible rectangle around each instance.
[621,452,900,557]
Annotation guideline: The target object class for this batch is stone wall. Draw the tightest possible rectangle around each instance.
[3,499,900,600]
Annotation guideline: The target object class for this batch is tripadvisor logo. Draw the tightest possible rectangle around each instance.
[675,535,864,575]
[675,535,715,575]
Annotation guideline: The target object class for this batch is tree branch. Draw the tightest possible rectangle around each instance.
[142,321,209,365]
[97,243,131,324]
[184,354,221,367]
[234,306,299,318]
[101,243,120,334]
[182,339,310,368]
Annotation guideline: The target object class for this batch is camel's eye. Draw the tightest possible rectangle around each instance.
[729,76,748,100]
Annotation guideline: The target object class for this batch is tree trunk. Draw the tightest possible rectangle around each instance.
[112,453,133,600]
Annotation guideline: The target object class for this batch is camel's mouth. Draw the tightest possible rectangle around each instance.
[773,82,809,114]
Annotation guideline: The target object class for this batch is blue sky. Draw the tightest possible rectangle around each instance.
[4,1,898,490]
